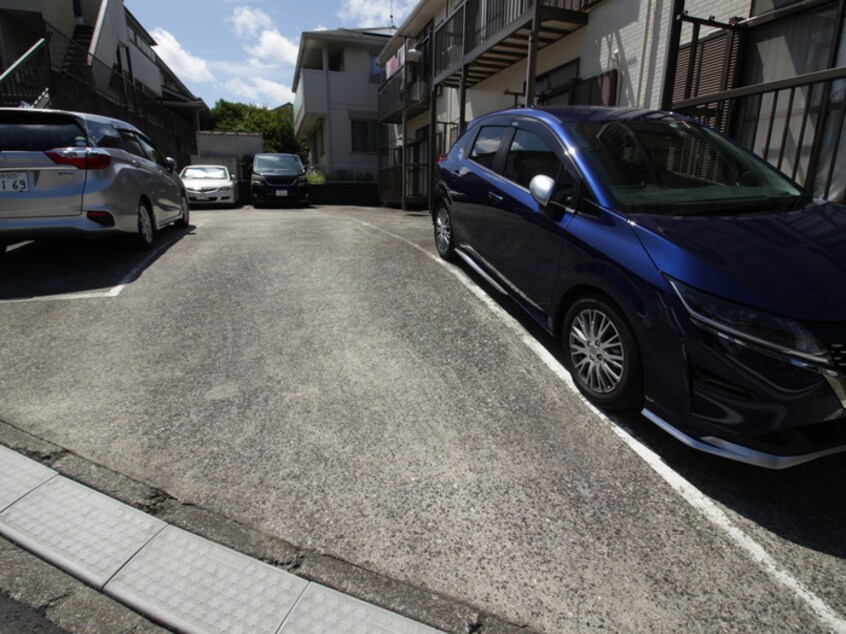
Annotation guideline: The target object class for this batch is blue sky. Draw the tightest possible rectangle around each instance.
[124,0,414,109]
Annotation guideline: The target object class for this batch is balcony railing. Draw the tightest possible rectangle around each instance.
[432,0,588,87]
[0,20,198,164]
[378,163,429,205]
[378,68,431,123]
[674,65,846,202]
[0,39,51,107]
[307,164,378,184]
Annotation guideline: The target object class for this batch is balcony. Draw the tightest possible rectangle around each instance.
[433,0,589,88]
[293,69,328,138]
[378,68,430,124]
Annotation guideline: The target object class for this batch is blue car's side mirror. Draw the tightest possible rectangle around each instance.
[529,174,555,207]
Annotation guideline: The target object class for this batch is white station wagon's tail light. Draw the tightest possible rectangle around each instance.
[45,148,112,170]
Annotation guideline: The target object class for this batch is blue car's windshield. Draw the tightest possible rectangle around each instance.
[565,118,808,215]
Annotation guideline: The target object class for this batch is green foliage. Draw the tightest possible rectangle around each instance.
[210,100,308,159]
[306,169,326,185]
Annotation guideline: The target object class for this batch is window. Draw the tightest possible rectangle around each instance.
[503,130,560,188]
[0,111,86,150]
[118,130,146,158]
[369,54,384,84]
[128,27,156,62]
[566,119,803,215]
[469,126,508,170]
[351,120,378,152]
[328,46,344,72]
[136,134,166,167]
[86,121,122,148]
[744,4,838,85]
[503,129,575,207]
[537,59,579,106]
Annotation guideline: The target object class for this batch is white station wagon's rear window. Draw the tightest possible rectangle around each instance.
[0,111,87,152]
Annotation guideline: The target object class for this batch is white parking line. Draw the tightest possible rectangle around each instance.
[347,215,846,634]
[0,242,167,303]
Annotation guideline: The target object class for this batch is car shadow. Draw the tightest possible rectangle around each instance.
[452,257,846,560]
[0,224,194,300]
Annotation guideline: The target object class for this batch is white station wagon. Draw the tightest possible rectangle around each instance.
[0,108,189,254]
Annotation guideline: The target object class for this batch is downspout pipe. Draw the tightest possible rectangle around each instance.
[660,0,685,110]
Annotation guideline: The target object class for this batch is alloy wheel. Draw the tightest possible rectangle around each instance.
[568,308,626,394]
[435,206,453,258]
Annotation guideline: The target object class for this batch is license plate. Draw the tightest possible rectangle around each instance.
[0,172,30,192]
[276,190,288,197]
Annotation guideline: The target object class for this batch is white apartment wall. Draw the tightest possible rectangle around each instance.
[325,45,382,168]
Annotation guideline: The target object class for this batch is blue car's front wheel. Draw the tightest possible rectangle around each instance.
[564,295,642,411]
[434,203,455,260]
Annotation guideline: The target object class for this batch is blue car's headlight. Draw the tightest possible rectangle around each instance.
[666,277,830,365]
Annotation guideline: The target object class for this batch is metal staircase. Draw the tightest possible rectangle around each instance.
[0,23,95,108]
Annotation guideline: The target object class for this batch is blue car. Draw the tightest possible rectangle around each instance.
[432,107,846,469]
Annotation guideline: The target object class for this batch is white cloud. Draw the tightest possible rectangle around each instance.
[228,6,299,67]
[336,0,415,26]
[252,78,295,105]
[224,77,260,102]
[248,30,299,66]
[223,77,294,107]
[229,6,273,39]
[150,28,214,82]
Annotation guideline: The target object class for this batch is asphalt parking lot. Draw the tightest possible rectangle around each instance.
[0,205,844,633]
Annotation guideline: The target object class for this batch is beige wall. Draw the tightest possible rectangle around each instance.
[196,132,264,158]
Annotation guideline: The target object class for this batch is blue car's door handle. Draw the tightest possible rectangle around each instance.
[488,191,503,203]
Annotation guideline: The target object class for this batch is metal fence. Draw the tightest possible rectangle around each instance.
[674,65,846,202]
[307,164,379,184]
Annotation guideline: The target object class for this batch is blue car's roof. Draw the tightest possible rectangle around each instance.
[477,106,677,125]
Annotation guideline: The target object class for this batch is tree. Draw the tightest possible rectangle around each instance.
[210,99,307,159]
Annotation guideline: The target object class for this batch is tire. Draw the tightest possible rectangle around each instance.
[134,201,155,251]
[563,295,642,411]
[176,195,190,227]
[434,203,455,260]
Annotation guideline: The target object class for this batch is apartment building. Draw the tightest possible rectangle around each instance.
[0,0,204,165]
[292,28,391,183]
[378,0,846,208]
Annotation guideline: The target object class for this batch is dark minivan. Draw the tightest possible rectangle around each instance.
[433,106,846,469]
[250,153,308,207]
